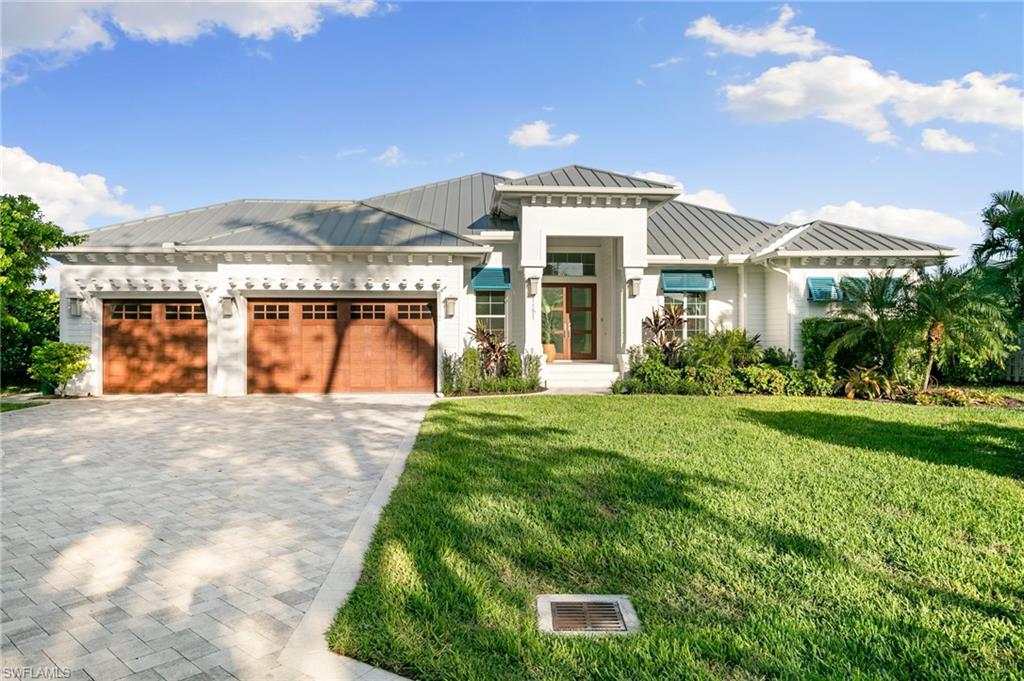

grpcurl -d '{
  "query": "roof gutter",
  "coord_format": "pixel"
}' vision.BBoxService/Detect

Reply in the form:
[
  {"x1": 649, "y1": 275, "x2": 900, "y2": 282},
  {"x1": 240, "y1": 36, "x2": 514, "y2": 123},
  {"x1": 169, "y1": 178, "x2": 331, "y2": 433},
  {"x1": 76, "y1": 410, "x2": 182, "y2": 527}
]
[
  {"x1": 750, "y1": 248, "x2": 959, "y2": 263},
  {"x1": 491, "y1": 184, "x2": 681, "y2": 213},
  {"x1": 51, "y1": 243, "x2": 492, "y2": 256}
]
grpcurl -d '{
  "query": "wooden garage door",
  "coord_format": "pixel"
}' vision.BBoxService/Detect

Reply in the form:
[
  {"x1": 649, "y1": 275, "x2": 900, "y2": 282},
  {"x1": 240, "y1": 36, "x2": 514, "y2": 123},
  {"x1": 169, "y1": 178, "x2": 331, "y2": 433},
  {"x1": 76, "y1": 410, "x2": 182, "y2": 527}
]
[
  {"x1": 103, "y1": 301, "x2": 208, "y2": 394},
  {"x1": 247, "y1": 300, "x2": 435, "y2": 393}
]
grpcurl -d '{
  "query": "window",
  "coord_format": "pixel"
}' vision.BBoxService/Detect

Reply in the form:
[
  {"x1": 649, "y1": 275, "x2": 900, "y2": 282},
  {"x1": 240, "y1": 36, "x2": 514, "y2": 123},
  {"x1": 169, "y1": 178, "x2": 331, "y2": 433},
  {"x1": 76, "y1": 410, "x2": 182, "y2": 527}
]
[
  {"x1": 165, "y1": 303, "x2": 206, "y2": 320},
  {"x1": 350, "y1": 303, "x2": 385, "y2": 320},
  {"x1": 253, "y1": 303, "x2": 289, "y2": 320},
  {"x1": 475, "y1": 291, "x2": 505, "y2": 337},
  {"x1": 664, "y1": 292, "x2": 707, "y2": 341},
  {"x1": 397, "y1": 303, "x2": 432, "y2": 320},
  {"x1": 301, "y1": 303, "x2": 338, "y2": 319},
  {"x1": 544, "y1": 252, "x2": 595, "y2": 277},
  {"x1": 110, "y1": 303, "x2": 153, "y2": 320}
]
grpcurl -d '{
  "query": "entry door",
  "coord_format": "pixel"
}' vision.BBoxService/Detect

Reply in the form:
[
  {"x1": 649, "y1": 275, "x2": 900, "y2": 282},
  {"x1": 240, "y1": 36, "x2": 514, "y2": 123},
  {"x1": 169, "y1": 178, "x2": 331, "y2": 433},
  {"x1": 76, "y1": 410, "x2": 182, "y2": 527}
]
[{"x1": 542, "y1": 284, "x2": 596, "y2": 360}]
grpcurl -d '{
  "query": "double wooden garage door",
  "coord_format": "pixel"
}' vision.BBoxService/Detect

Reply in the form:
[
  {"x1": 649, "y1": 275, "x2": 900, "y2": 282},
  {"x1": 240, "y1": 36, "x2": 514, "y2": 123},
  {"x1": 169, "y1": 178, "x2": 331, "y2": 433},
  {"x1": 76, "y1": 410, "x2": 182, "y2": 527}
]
[
  {"x1": 101, "y1": 299, "x2": 436, "y2": 394},
  {"x1": 247, "y1": 299, "x2": 436, "y2": 393}
]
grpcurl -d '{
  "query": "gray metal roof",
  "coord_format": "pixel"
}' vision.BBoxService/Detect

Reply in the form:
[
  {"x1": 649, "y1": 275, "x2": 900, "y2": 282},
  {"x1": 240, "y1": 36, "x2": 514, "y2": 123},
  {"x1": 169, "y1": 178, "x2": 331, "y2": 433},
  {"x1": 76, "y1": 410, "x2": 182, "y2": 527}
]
[
  {"x1": 69, "y1": 167, "x2": 953, "y2": 258},
  {"x1": 79, "y1": 199, "x2": 347, "y2": 247},
  {"x1": 782, "y1": 221, "x2": 952, "y2": 253},
  {"x1": 363, "y1": 172, "x2": 517, "y2": 234},
  {"x1": 505, "y1": 165, "x2": 677, "y2": 189},
  {"x1": 647, "y1": 200, "x2": 781, "y2": 259},
  {"x1": 184, "y1": 202, "x2": 481, "y2": 249}
]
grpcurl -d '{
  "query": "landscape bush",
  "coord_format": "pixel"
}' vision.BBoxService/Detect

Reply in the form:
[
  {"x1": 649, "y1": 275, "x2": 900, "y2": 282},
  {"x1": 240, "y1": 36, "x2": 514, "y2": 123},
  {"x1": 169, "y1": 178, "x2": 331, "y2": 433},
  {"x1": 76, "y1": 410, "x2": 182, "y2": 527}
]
[
  {"x1": 736, "y1": 364, "x2": 787, "y2": 395},
  {"x1": 761, "y1": 345, "x2": 796, "y2": 368},
  {"x1": 28, "y1": 341, "x2": 89, "y2": 395},
  {"x1": 442, "y1": 340, "x2": 542, "y2": 396},
  {"x1": 779, "y1": 367, "x2": 832, "y2": 397}
]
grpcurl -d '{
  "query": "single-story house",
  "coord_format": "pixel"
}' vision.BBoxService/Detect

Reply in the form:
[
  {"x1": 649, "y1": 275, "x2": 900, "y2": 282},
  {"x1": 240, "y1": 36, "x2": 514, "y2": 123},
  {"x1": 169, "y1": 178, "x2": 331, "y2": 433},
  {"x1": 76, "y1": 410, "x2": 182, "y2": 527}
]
[{"x1": 53, "y1": 165, "x2": 956, "y2": 394}]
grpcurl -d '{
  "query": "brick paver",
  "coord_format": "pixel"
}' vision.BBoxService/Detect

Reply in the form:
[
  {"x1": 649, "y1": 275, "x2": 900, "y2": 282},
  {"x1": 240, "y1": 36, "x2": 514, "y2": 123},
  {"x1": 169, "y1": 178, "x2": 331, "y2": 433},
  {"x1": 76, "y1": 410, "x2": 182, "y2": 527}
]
[{"x1": 2, "y1": 395, "x2": 432, "y2": 680}]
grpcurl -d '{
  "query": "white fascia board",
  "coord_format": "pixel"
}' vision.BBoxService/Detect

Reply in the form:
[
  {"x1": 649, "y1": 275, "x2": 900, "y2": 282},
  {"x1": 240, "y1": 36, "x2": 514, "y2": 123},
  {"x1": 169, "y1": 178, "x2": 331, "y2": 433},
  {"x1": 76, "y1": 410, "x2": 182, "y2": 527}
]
[
  {"x1": 463, "y1": 231, "x2": 517, "y2": 242},
  {"x1": 494, "y1": 184, "x2": 680, "y2": 198},
  {"x1": 54, "y1": 244, "x2": 491, "y2": 254},
  {"x1": 753, "y1": 248, "x2": 958, "y2": 263},
  {"x1": 646, "y1": 255, "x2": 723, "y2": 265}
]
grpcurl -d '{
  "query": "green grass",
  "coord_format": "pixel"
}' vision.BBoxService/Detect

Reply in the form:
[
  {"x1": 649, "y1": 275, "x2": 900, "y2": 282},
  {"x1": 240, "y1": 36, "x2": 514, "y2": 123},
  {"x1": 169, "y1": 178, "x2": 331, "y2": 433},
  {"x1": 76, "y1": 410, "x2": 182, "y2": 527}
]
[
  {"x1": 0, "y1": 401, "x2": 44, "y2": 412},
  {"x1": 328, "y1": 396, "x2": 1024, "y2": 681}
]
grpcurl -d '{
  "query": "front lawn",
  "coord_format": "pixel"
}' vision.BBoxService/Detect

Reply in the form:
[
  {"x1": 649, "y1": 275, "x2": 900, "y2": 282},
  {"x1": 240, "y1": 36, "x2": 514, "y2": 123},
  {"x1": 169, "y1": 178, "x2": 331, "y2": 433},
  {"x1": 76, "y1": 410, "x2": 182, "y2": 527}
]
[
  {"x1": 328, "y1": 396, "x2": 1024, "y2": 680},
  {"x1": 0, "y1": 401, "x2": 44, "y2": 412}
]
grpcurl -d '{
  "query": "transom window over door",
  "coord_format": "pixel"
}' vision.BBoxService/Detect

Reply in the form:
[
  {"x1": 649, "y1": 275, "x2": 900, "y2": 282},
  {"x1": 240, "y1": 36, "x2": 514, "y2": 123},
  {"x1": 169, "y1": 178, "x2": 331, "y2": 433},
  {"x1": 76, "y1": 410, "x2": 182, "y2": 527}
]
[
  {"x1": 475, "y1": 291, "x2": 505, "y2": 337},
  {"x1": 544, "y1": 252, "x2": 595, "y2": 277},
  {"x1": 665, "y1": 292, "x2": 708, "y2": 341}
]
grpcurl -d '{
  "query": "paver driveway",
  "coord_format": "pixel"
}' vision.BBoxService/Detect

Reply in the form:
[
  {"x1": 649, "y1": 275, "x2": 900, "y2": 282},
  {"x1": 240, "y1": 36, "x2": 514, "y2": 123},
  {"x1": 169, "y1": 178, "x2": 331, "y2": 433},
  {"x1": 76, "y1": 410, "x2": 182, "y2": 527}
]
[{"x1": 2, "y1": 394, "x2": 433, "y2": 681}]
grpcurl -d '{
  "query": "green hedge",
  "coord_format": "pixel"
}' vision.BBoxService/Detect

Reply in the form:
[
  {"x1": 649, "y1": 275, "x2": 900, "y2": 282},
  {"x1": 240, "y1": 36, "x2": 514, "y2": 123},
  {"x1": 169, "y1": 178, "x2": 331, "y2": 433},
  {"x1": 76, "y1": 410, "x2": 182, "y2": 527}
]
[
  {"x1": 614, "y1": 357, "x2": 832, "y2": 398},
  {"x1": 442, "y1": 345, "x2": 543, "y2": 396}
]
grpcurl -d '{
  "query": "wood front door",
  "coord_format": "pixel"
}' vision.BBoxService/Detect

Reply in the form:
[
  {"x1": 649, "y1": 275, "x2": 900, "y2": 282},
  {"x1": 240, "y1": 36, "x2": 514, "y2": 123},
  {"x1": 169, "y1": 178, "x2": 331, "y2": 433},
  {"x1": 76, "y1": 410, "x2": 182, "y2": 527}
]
[{"x1": 542, "y1": 284, "x2": 597, "y2": 360}]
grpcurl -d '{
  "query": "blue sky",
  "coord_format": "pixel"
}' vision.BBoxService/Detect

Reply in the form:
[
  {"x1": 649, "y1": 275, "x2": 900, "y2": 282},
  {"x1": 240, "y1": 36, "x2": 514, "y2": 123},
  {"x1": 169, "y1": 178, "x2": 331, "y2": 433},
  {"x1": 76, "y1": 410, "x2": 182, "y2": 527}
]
[{"x1": 3, "y1": 1, "x2": 1022, "y2": 264}]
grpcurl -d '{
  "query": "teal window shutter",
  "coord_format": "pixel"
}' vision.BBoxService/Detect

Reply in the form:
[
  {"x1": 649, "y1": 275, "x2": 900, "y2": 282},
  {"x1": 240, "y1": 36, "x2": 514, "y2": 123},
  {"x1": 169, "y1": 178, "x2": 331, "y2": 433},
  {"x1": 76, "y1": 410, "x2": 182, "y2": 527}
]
[
  {"x1": 807, "y1": 277, "x2": 840, "y2": 302},
  {"x1": 661, "y1": 270, "x2": 716, "y2": 292},
  {"x1": 470, "y1": 267, "x2": 511, "y2": 291}
]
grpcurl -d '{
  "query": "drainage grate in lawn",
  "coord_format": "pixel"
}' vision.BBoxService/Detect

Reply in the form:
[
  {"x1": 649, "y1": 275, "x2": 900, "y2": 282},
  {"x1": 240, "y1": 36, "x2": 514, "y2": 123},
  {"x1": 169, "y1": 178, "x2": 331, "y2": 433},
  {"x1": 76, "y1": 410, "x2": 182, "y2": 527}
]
[{"x1": 536, "y1": 594, "x2": 640, "y2": 636}]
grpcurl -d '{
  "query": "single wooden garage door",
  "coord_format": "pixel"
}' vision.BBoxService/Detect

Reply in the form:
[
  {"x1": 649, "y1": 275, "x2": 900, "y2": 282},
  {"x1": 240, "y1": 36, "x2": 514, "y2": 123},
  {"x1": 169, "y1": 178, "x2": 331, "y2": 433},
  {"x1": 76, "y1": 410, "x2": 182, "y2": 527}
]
[
  {"x1": 103, "y1": 301, "x2": 208, "y2": 393},
  {"x1": 247, "y1": 300, "x2": 435, "y2": 393}
]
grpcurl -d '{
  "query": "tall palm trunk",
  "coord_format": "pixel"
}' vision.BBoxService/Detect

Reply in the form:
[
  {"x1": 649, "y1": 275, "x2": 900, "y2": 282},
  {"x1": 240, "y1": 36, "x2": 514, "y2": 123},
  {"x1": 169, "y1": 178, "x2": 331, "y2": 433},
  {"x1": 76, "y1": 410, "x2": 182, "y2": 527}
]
[{"x1": 922, "y1": 321, "x2": 945, "y2": 390}]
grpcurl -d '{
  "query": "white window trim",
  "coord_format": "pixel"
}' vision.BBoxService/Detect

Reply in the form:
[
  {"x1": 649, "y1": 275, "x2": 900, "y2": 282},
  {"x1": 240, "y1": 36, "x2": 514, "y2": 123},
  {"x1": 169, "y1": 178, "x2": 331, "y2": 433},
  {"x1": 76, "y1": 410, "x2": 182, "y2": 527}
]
[
  {"x1": 664, "y1": 292, "x2": 708, "y2": 342},
  {"x1": 475, "y1": 290, "x2": 507, "y2": 336}
]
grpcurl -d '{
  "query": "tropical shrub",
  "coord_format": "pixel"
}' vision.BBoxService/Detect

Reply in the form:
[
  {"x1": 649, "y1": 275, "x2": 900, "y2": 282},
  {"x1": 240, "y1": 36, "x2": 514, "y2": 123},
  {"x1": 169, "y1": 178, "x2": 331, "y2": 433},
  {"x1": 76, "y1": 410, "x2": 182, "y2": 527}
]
[
  {"x1": 829, "y1": 270, "x2": 916, "y2": 381},
  {"x1": 468, "y1": 321, "x2": 508, "y2": 378},
  {"x1": 631, "y1": 359, "x2": 681, "y2": 394},
  {"x1": 779, "y1": 367, "x2": 832, "y2": 397},
  {"x1": 736, "y1": 364, "x2": 787, "y2": 395},
  {"x1": 523, "y1": 352, "x2": 543, "y2": 386},
  {"x1": 684, "y1": 365, "x2": 741, "y2": 396},
  {"x1": 761, "y1": 346, "x2": 795, "y2": 368},
  {"x1": 506, "y1": 345, "x2": 523, "y2": 380},
  {"x1": 905, "y1": 387, "x2": 1005, "y2": 407},
  {"x1": 973, "y1": 190, "x2": 1024, "y2": 322},
  {"x1": 29, "y1": 341, "x2": 89, "y2": 395},
  {"x1": 839, "y1": 367, "x2": 889, "y2": 401},
  {"x1": 460, "y1": 347, "x2": 481, "y2": 392},
  {"x1": 441, "y1": 351, "x2": 463, "y2": 395},
  {"x1": 677, "y1": 329, "x2": 763, "y2": 370}
]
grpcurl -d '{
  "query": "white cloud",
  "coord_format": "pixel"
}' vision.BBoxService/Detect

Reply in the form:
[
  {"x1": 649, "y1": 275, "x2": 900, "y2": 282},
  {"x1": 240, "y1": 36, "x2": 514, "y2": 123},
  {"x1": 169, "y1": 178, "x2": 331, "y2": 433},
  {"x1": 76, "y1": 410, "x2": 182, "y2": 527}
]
[
  {"x1": 635, "y1": 79, "x2": 647, "y2": 87},
  {"x1": 498, "y1": 170, "x2": 526, "y2": 179},
  {"x1": 651, "y1": 56, "x2": 685, "y2": 69},
  {"x1": 894, "y1": 72, "x2": 1023, "y2": 129},
  {"x1": 2, "y1": 1, "x2": 377, "y2": 82},
  {"x1": 686, "y1": 4, "x2": 830, "y2": 58},
  {"x1": 722, "y1": 55, "x2": 1024, "y2": 143},
  {"x1": 373, "y1": 145, "x2": 405, "y2": 165},
  {"x1": 336, "y1": 147, "x2": 367, "y2": 157},
  {"x1": 920, "y1": 128, "x2": 977, "y2": 153},
  {"x1": 1, "y1": 145, "x2": 160, "y2": 231},
  {"x1": 508, "y1": 120, "x2": 580, "y2": 148},
  {"x1": 632, "y1": 171, "x2": 735, "y2": 212},
  {"x1": 781, "y1": 201, "x2": 974, "y2": 243}
]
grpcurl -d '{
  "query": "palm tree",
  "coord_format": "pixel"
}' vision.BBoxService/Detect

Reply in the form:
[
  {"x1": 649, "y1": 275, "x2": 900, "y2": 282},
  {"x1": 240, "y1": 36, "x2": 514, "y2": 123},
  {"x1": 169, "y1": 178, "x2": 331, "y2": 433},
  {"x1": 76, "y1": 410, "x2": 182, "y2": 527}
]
[
  {"x1": 973, "y1": 190, "x2": 1024, "y2": 321},
  {"x1": 829, "y1": 269, "x2": 913, "y2": 378},
  {"x1": 910, "y1": 261, "x2": 1009, "y2": 389}
]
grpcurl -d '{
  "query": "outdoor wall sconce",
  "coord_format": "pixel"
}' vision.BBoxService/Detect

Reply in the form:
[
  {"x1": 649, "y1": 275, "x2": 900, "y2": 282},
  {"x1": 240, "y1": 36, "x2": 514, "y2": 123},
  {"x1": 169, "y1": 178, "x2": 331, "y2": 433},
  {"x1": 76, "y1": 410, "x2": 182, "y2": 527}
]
[
  {"x1": 627, "y1": 278, "x2": 642, "y2": 298},
  {"x1": 443, "y1": 297, "x2": 458, "y2": 318},
  {"x1": 68, "y1": 292, "x2": 84, "y2": 317},
  {"x1": 527, "y1": 276, "x2": 540, "y2": 297},
  {"x1": 220, "y1": 296, "x2": 234, "y2": 318}
]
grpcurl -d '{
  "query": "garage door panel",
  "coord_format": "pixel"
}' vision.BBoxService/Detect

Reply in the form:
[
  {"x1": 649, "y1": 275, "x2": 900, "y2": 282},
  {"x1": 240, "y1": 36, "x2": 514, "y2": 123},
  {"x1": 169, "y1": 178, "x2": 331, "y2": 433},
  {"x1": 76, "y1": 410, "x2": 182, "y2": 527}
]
[
  {"x1": 103, "y1": 301, "x2": 207, "y2": 394},
  {"x1": 248, "y1": 299, "x2": 435, "y2": 393}
]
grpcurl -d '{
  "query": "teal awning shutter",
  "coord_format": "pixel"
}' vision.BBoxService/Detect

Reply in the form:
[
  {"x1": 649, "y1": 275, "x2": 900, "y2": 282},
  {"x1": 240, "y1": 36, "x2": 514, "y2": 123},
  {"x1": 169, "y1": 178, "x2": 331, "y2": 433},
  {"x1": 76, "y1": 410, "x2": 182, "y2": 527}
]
[
  {"x1": 807, "y1": 277, "x2": 840, "y2": 302},
  {"x1": 661, "y1": 270, "x2": 716, "y2": 292},
  {"x1": 470, "y1": 267, "x2": 511, "y2": 291}
]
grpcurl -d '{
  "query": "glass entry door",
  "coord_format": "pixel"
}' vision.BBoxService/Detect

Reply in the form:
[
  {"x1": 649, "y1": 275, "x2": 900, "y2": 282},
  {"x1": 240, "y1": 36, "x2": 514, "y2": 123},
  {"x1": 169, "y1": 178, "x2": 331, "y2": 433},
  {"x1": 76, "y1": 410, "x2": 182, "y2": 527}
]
[{"x1": 542, "y1": 284, "x2": 596, "y2": 360}]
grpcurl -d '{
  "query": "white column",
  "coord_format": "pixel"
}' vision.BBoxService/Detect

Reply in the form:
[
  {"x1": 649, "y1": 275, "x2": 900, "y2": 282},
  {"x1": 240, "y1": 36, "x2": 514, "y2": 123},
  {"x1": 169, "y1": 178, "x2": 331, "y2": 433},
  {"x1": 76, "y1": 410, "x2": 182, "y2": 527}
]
[
  {"x1": 738, "y1": 264, "x2": 747, "y2": 330},
  {"x1": 620, "y1": 265, "x2": 645, "y2": 369}
]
